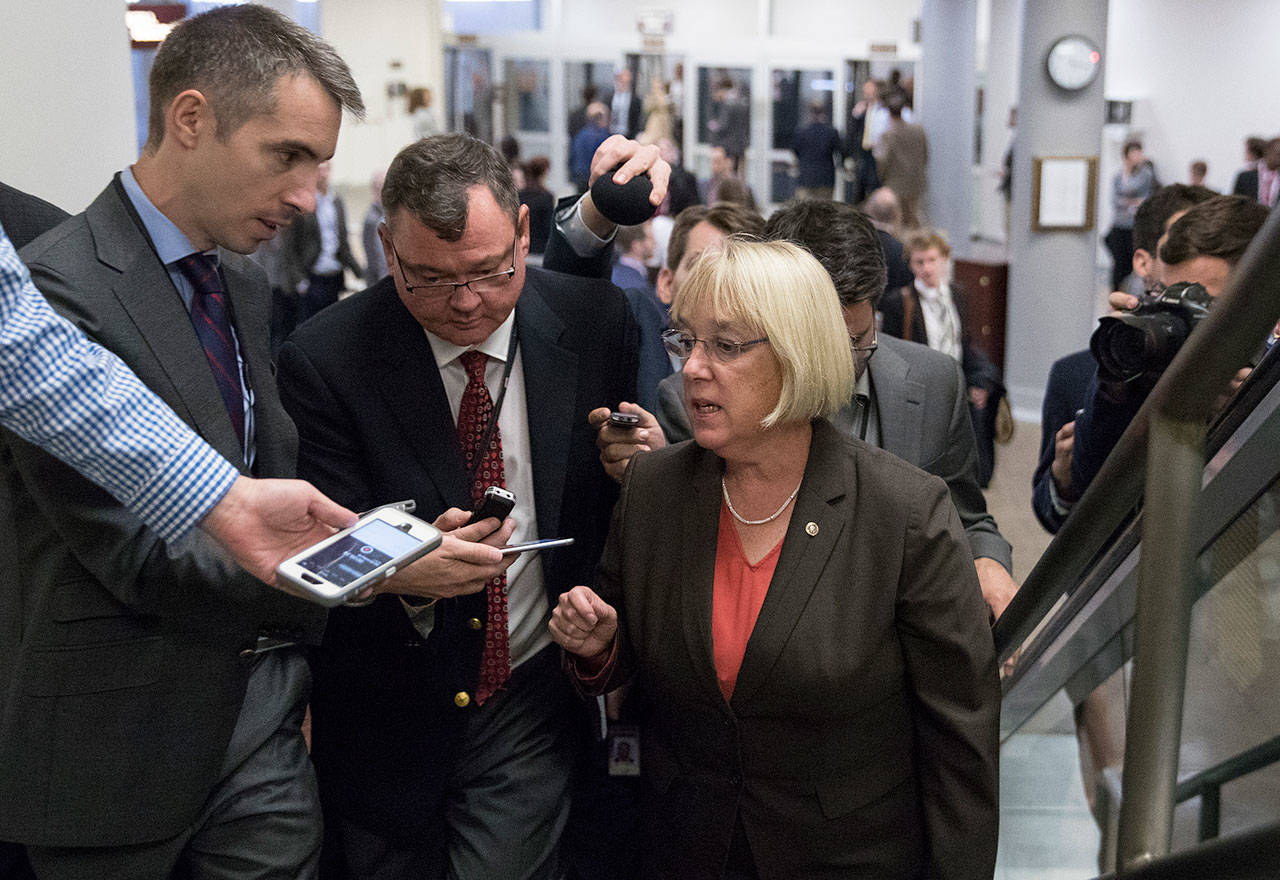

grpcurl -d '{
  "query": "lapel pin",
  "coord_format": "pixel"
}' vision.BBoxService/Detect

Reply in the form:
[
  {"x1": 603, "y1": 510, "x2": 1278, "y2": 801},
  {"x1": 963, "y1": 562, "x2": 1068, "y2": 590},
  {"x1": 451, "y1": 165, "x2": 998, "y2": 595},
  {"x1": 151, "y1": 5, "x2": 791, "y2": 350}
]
[{"x1": 805, "y1": 522, "x2": 819, "y2": 536}]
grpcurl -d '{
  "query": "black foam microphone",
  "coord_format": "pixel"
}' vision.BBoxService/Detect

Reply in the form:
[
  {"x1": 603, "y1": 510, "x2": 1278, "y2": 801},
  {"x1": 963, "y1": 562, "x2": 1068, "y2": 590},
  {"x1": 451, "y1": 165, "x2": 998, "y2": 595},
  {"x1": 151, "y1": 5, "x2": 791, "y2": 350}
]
[{"x1": 589, "y1": 166, "x2": 656, "y2": 226}]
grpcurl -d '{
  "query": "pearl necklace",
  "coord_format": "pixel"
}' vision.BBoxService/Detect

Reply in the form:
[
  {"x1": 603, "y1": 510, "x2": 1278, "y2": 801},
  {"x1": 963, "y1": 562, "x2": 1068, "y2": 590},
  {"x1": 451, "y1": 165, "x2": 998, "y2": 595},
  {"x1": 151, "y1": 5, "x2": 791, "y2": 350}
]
[{"x1": 721, "y1": 476, "x2": 802, "y2": 526}]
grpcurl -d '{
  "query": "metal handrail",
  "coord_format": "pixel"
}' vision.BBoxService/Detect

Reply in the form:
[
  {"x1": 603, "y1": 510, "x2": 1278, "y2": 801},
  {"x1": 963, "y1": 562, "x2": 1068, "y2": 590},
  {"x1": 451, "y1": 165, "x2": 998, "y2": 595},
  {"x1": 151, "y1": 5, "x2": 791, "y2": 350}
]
[
  {"x1": 993, "y1": 203, "x2": 1280, "y2": 875},
  {"x1": 993, "y1": 205, "x2": 1280, "y2": 663},
  {"x1": 1174, "y1": 734, "x2": 1280, "y2": 843},
  {"x1": 1090, "y1": 820, "x2": 1280, "y2": 880}
]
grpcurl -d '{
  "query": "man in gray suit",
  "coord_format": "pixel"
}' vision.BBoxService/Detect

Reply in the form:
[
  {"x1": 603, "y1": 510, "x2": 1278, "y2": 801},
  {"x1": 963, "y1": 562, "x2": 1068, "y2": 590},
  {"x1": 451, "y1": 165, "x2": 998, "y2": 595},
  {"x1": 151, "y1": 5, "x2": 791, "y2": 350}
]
[
  {"x1": 1, "y1": 8, "x2": 366, "y2": 878},
  {"x1": 635, "y1": 201, "x2": 1018, "y2": 619}
]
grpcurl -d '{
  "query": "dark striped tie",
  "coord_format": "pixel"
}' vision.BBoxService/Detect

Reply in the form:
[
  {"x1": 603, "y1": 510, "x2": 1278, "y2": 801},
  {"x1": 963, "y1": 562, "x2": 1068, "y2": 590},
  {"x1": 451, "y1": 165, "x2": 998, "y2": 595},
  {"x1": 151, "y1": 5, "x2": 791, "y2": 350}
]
[{"x1": 175, "y1": 253, "x2": 245, "y2": 448}]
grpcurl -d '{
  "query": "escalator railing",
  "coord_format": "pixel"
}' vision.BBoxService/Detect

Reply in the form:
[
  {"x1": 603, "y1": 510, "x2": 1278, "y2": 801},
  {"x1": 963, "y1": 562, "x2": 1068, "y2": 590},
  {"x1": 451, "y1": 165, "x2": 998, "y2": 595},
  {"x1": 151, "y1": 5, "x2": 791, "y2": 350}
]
[{"x1": 993, "y1": 204, "x2": 1280, "y2": 875}]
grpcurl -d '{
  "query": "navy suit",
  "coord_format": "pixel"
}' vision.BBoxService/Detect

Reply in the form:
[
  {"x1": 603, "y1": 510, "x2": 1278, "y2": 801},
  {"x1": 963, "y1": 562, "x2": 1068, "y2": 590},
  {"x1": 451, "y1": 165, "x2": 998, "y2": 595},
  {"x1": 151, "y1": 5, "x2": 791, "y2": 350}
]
[
  {"x1": 1032, "y1": 349, "x2": 1095, "y2": 533},
  {"x1": 275, "y1": 269, "x2": 637, "y2": 856},
  {"x1": 1232, "y1": 167, "x2": 1260, "y2": 200}
]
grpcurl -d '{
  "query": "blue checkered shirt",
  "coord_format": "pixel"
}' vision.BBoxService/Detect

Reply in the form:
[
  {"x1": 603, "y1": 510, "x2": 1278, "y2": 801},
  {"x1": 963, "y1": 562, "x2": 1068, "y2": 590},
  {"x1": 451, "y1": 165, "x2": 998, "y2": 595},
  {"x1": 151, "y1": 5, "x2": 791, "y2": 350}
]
[{"x1": 0, "y1": 222, "x2": 238, "y2": 540}]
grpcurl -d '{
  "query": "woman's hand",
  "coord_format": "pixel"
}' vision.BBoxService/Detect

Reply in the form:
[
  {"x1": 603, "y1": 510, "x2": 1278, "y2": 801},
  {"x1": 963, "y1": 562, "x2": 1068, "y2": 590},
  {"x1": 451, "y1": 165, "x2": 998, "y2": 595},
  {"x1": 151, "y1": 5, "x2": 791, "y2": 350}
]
[{"x1": 550, "y1": 586, "x2": 618, "y2": 664}]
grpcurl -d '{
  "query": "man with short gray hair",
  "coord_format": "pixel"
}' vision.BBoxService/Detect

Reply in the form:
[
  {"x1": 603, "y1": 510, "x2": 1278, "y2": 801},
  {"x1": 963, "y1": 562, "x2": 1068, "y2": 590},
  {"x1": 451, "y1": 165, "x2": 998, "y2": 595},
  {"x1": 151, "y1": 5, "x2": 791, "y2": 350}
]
[
  {"x1": 4, "y1": 5, "x2": 364, "y2": 877},
  {"x1": 277, "y1": 132, "x2": 639, "y2": 879}
]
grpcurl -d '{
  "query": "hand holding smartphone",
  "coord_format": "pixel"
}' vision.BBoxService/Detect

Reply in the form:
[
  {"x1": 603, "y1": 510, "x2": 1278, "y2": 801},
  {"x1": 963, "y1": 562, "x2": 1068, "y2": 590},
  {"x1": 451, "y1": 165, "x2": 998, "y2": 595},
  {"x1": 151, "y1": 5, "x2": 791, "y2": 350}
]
[
  {"x1": 275, "y1": 507, "x2": 442, "y2": 607},
  {"x1": 468, "y1": 486, "x2": 515, "y2": 525}
]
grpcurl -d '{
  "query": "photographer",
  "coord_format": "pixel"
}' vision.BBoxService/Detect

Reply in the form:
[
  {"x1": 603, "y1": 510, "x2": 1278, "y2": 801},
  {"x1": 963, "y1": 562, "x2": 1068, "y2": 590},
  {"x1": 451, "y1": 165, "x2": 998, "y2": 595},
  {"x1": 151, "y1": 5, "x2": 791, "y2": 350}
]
[
  {"x1": 1033, "y1": 184, "x2": 1214, "y2": 532},
  {"x1": 1071, "y1": 195, "x2": 1270, "y2": 493}
]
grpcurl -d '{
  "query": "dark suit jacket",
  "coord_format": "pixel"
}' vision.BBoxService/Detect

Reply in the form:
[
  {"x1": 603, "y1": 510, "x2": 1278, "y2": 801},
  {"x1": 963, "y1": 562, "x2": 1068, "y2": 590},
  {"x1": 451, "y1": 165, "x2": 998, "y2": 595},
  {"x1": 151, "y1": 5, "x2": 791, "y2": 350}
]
[
  {"x1": 879, "y1": 280, "x2": 1003, "y2": 394},
  {"x1": 584, "y1": 419, "x2": 999, "y2": 879},
  {"x1": 656, "y1": 334, "x2": 1012, "y2": 571},
  {"x1": 791, "y1": 121, "x2": 843, "y2": 188},
  {"x1": 0, "y1": 179, "x2": 322, "y2": 847},
  {"x1": 0, "y1": 181, "x2": 69, "y2": 250},
  {"x1": 1232, "y1": 168, "x2": 1259, "y2": 200},
  {"x1": 1032, "y1": 349, "x2": 1095, "y2": 533},
  {"x1": 275, "y1": 269, "x2": 638, "y2": 840},
  {"x1": 281, "y1": 194, "x2": 361, "y2": 291},
  {"x1": 541, "y1": 204, "x2": 671, "y2": 413}
]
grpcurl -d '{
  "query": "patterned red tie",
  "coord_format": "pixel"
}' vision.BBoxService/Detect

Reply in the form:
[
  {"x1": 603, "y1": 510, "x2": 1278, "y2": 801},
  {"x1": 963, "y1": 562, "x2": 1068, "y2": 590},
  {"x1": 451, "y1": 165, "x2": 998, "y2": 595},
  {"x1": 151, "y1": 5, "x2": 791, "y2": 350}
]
[
  {"x1": 175, "y1": 253, "x2": 245, "y2": 449},
  {"x1": 457, "y1": 350, "x2": 509, "y2": 704}
]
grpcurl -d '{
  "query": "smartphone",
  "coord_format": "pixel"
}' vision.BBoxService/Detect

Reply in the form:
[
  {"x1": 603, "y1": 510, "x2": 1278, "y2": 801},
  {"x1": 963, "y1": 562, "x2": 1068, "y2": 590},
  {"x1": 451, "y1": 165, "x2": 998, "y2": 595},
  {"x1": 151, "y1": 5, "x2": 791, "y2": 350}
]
[
  {"x1": 468, "y1": 486, "x2": 515, "y2": 525},
  {"x1": 608, "y1": 411, "x2": 642, "y2": 429},
  {"x1": 276, "y1": 507, "x2": 443, "y2": 607},
  {"x1": 499, "y1": 537, "x2": 575, "y2": 556}
]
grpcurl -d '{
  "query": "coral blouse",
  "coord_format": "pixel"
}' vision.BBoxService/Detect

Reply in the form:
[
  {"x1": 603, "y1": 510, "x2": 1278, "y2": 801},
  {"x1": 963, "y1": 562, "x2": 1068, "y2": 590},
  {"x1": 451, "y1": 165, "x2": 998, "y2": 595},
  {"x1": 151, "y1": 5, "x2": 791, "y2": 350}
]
[{"x1": 711, "y1": 502, "x2": 784, "y2": 703}]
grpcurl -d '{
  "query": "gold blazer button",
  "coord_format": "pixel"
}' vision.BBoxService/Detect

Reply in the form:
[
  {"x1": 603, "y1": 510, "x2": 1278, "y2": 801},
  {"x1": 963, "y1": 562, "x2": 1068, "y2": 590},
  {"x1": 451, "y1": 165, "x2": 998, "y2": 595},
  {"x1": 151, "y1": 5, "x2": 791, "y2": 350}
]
[
  {"x1": 467, "y1": 617, "x2": 483, "y2": 630},
  {"x1": 805, "y1": 522, "x2": 819, "y2": 536},
  {"x1": 454, "y1": 691, "x2": 472, "y2": 708}
]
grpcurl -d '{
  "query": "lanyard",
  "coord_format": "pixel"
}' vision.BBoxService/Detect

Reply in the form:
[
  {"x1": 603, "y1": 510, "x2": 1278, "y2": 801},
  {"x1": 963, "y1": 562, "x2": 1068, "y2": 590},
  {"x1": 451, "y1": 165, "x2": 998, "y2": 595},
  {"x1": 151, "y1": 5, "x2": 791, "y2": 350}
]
[{"x1": 467, "y1": 322, "x2": 519, "y2": 479}]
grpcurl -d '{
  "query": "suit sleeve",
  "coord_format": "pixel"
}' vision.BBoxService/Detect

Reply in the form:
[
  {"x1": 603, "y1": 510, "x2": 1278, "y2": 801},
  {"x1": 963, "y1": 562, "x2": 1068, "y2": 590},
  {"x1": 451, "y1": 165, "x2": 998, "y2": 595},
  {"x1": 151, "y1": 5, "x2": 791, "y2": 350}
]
[
  {"x1": 896, "y1": 475, "x2": 1001, "y2": 880},
  {"x1": 1031, "y1": 360, "x2": 1079, "y2": 534},
  {"x1": 275, "y1": 339, "x2": 379, "y2": 514},
  {"x1": 925, "y1": 357, "x2": 1012, "y2": 571},
  {"x1": 879, "y1": 287, "x2": 906, "y2": 339},
  {"x1": 1070, "y1": 368, "x2": 1148, "y2": 497},
  {"x1": 540, "y1": 196, "x2": 614, "y2": 280},
  {"x1": 655, "y1": 373, "x2": 692, "y2": 444}
]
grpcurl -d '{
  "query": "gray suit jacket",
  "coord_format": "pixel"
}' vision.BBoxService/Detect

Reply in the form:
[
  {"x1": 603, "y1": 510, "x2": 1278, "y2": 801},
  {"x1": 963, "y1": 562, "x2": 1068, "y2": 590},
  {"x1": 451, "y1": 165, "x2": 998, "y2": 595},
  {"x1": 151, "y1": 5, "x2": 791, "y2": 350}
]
[
  {"x1": 0, "y1": 179, "x2": 323, "y2": 847},
  {"x1": 585, "y1": 419, "x2": 1000, "y2": 878},
  {"x1": 657, "y1": 334, "x2": 1012, "y2": 570}
]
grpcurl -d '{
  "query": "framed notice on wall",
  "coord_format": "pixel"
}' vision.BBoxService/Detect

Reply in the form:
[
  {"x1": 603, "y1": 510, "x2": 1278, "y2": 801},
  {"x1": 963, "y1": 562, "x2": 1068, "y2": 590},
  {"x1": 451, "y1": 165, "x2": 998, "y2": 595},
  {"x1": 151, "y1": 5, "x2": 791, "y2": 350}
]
[{"x1": 1031, "y1": 155, "x2": 1098, "y2": 231}]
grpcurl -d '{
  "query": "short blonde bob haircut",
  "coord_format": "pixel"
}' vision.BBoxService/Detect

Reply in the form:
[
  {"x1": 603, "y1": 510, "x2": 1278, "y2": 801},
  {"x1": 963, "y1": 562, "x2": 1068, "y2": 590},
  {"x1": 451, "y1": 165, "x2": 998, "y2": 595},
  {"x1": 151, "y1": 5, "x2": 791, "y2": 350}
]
[{"x1": 670, "y1": 236, "x2": 854, "y2": 429}]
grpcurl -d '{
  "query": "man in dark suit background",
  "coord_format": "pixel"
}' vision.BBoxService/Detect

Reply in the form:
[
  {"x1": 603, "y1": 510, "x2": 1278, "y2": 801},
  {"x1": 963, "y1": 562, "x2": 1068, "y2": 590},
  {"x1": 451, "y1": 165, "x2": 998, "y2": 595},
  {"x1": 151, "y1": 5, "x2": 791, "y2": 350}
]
[
  {"x1": 1231, "y1": 136, "x2": 1280, "y2": 208},
  {"x1": 1, "y1": 7, "x2": 366, "y2": 879},
  {"x1": 791, "y1": 102, "x2": 843, "y2": 201},
  {"x1": 0, "y1": 182, "x2": 69, "y2": 250},
  {"x1": 276, "y1": 133, "x2": 638, "y2": 879},
  {"x1": 282, "y1": 159, "x2": 363, "y2": 326}
]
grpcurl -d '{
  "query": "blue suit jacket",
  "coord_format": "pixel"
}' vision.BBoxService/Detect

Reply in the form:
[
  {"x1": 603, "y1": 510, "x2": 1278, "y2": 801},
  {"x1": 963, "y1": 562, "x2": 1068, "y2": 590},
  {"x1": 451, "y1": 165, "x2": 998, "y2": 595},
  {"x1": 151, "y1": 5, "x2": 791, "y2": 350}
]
[{"x1": 1031, "y1": 349, "x2": 1095, "y2": 533}]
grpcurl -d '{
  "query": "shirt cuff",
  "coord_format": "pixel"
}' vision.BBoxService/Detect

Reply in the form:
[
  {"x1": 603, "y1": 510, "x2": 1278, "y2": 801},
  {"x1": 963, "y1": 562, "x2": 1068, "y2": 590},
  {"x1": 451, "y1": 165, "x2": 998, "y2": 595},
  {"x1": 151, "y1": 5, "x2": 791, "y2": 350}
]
[
  {"x1": 134, "y1": 436, "x2": 239, "y2": 542},
  {"x1": 1048, "y1": 474, "x2": 1075, "y2": 518},
  {"x1": 565, "y1": 636, "x2": 620, "y2": 696},
  {"x1": 555, "y1": 195, "x2": 616, "y2": 258}
]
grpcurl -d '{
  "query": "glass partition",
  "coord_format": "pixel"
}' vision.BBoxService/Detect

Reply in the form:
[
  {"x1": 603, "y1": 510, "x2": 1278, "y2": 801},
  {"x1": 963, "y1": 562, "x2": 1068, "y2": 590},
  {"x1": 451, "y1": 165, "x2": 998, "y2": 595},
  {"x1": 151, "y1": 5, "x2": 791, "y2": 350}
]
[{"x1": 503, "y1": 58, "x2": 550, "y2": 133}]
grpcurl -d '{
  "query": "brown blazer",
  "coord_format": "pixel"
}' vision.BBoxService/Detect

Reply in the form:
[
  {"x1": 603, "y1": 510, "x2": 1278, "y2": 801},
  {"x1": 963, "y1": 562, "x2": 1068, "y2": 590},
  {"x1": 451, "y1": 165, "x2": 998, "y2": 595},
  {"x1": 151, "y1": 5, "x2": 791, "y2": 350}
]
[{"x1": 588, "y1": 419, "x2": 1000, "y2": 879}]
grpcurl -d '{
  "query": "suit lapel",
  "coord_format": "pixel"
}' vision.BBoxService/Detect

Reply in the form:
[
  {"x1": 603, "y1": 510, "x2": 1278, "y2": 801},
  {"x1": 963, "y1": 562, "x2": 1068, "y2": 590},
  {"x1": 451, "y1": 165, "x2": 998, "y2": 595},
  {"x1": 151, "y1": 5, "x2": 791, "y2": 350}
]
[
  {"x1": 369, "y1": 284, "x2": 472, "y2": 509},
  {"x1": 680, "y1": 445, "x2": 727, "y2": 705},
  {"x1": 516, "y1": 273, "x2": 575, "y2": 539},
  {"x1": 89, "y1": 188, "x2": 245, "y2": 466},
  {"x1": 869, "y1": 339, "x2": 925, "y2": 467},
  {"x1": 730, "y1": 421, "x2": 849, "y2": 711}
]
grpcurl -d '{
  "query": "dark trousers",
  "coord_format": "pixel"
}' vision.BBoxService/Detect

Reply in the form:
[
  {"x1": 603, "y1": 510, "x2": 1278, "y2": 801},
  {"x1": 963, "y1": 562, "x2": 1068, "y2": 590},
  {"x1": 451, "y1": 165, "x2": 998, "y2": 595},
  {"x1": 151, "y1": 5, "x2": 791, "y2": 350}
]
[
  {"x1": 323, "y1": 645, "x2": 576, "y2": 880},
  {"x1": 298, "y1": 272, "x2": 344, "y2": 325},
  {"x1": 1105, "y1": 226, "x2": 1134, "y2": 292},
  {"x1": 269, "y1": 287, "x2": 299, "y2": 358},
  {"x1": 24, "y1": 651, "x2": 320, "y2": 880}
]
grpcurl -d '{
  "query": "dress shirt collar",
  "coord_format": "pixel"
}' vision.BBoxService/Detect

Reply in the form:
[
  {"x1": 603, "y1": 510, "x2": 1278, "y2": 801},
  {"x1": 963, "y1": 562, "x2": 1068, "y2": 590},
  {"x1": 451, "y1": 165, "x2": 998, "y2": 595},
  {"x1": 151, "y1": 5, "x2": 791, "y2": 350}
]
[
  {"x1": 423, "y1": 309, "x2": 516, "y2": 370},
  {"x1": 120, "y1": 166, "x2": 213, "y2": 264},
  {"x1": 914, "y1": 277, "x2": 946, "y2": 302},
  {"x1": 854, "y1": 365, "x2": 871, "y2": 398}
]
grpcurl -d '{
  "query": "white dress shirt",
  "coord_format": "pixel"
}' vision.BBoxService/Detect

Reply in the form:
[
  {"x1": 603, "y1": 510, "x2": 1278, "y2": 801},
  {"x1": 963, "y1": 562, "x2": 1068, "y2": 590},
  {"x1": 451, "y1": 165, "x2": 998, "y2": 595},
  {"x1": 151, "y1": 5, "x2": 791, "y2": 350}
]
[
  {"x1": 914, "y1": 279, "x2": 964, "y2": 364},
  {"x1": 408, "y1": 312, "x2": 551, "y2": 670}
]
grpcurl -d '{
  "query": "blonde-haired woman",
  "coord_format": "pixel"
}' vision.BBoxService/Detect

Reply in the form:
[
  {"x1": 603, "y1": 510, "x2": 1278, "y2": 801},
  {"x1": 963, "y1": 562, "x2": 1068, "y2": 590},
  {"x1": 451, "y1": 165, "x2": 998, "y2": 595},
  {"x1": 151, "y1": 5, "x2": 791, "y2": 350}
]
[{"x1": 551, "y1": 238, "x2": 999, "y2": 880}]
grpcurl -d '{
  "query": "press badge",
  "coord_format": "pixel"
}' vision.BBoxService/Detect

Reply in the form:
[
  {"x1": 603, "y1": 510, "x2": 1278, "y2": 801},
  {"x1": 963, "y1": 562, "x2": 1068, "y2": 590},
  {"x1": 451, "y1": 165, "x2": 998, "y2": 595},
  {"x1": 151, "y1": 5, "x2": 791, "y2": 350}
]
[{"x1": 607, "y1": 723, "x2": 641, "y2": 777}]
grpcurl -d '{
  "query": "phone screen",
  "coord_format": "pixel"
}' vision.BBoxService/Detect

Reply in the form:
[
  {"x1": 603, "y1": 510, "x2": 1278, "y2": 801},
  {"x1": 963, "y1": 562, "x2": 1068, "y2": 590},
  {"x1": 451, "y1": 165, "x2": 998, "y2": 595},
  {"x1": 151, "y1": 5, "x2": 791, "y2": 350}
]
[{"x1": 298, "y1": 519, "x2": 425, "y2": 587}]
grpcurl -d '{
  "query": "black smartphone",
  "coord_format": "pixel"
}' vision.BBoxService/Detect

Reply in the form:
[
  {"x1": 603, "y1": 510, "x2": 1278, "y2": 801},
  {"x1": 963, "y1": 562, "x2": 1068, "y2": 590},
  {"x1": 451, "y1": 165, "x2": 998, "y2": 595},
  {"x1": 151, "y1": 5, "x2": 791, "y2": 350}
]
[
  {"x1": 468, "y1": 486, "x2": 515, "y2": 524},
  {"x1": 608, "y1": 411, "x2": 642, "y2": 429}
]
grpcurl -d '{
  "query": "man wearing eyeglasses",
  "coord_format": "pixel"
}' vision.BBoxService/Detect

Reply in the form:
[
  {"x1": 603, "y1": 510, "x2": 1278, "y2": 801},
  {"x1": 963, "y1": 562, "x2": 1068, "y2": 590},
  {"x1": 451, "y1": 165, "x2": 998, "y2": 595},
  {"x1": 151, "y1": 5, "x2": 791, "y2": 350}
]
[{"x1": 275, "y1": 133, "x2": 645, "y2": 879}]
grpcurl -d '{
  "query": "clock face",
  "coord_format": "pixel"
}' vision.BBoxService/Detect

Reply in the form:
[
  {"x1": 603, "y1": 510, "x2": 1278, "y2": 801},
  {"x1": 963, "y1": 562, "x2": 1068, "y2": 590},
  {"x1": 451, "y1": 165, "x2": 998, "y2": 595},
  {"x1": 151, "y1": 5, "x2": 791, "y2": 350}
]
[{"x1": 1047, "y1": 36, "x2": 1101, "y2": 91}]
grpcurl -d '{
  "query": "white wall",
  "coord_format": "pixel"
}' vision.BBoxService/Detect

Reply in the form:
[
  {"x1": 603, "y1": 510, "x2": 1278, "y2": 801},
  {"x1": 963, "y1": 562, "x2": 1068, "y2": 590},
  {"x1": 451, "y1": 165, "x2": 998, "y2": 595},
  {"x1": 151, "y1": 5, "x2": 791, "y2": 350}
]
[
  {"x1": 321, "y1": 0, "x2": 444, "y2": 191},
  {"x1": 1104, "y1": 0, "x2": 1280, "y2": 195},
  {"x1": 0, "y1": 0, "x2": 136, "y2": 214}
]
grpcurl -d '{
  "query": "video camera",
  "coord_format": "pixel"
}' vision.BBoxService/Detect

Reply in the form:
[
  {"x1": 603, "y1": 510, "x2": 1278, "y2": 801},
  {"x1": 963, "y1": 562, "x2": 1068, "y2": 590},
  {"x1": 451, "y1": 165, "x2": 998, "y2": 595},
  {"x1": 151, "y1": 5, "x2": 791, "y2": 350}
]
[{"x1": 1090, "y1": 282, "x2": 1212, "y2": 382}]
